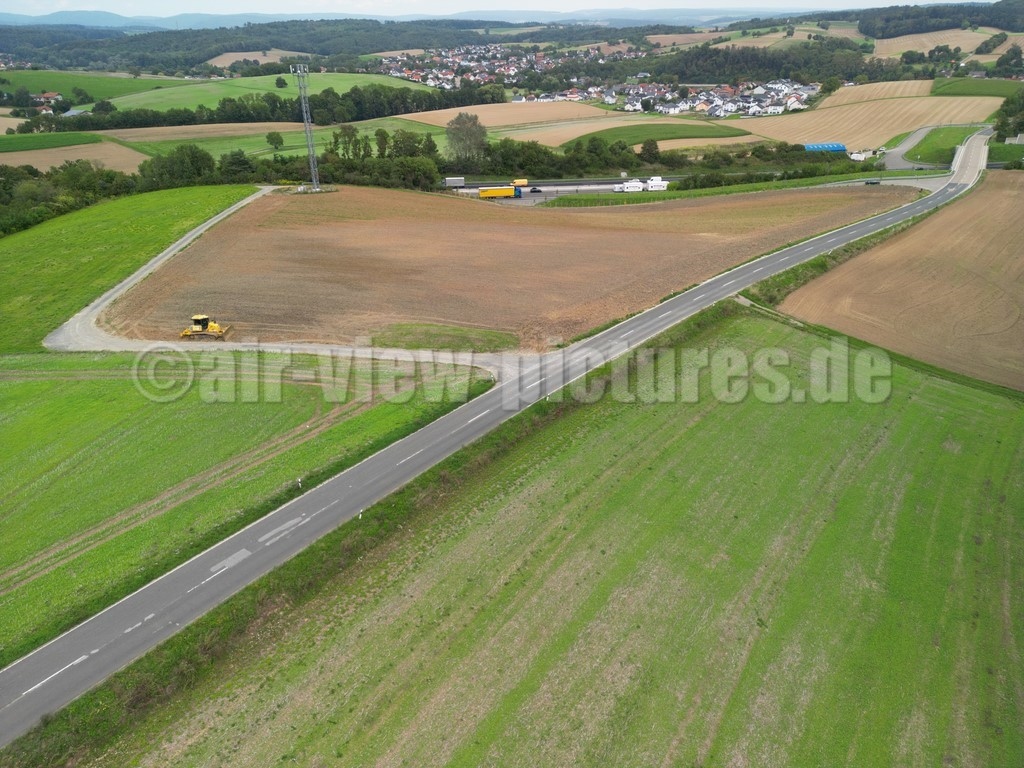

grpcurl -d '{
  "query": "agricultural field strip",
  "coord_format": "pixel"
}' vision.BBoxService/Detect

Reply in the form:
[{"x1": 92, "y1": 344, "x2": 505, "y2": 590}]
[{"x1": 0, "y1": 132, "x2": 990, "y2": 748}]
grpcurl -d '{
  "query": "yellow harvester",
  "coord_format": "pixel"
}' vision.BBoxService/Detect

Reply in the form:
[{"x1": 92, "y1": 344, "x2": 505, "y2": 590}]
[{"x1": 180, "y1": 314, "x2": 229, "y2": 340}]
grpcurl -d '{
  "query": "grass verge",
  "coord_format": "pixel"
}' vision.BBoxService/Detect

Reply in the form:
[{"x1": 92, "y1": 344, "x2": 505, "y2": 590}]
[{"x1": 371, "y1": 322, "x2": 519, "y2": 352}]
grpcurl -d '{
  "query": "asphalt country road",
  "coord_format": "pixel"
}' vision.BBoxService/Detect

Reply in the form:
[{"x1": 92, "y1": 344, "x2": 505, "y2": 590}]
[{"x1": 0, "y1": 130, "x2": 990, "y2": 751}]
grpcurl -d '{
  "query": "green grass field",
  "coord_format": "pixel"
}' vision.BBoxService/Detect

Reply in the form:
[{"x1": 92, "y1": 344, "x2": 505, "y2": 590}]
[
  {"x1": 0, "y1": 70, "x2": 191, "y2": 102},
  {"x1": 121, "y1": 116, "x2": 448, "y2": 160},
  {"x1": 38, "y1": 310, "x2": 1021, "y2": 767},
  {"x1": 0, "y1": 185, "x2": 257, "y2": 354},
  {"x1": 372, "y1": 322, "x2": 519, "y2": 352},
  {"x1": 0, "y1": 131, "x2": 102, "y2": 153},
  {"x1": 989, "y1": 142, "x2": 1024, "y2": 162},
  {"x1": 562, "y1": 120, "x2": 750, "y2": 149},
  {"x1": 107, "y1": 73, "x2": 429, "y2": 111},
  {"x1": 0, "y1": 350, "x2": 484, "y2": 669},
  {"x1": 906, "y1": 125, "x2": 981, "y2": 164},
  {"x1": 931, "y1": 77, "x2": 1024, "y2": 97}
]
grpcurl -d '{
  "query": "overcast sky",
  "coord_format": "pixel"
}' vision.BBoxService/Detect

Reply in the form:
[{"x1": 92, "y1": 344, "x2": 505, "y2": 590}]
[{"x1": 6, "y1": 1, "x2": 951, "y2": 18}]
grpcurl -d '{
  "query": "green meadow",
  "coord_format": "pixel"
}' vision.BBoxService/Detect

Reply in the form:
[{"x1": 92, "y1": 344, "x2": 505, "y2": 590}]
[
  {"x1": 107, "y1": 73, "x2": 430, "y2": 111},
  {"x1": 0, "y1": 132, "x2": 102, "y2": 153},
  {"x1": 931, "y1": 77, "x2": 1024, "y2": 97},
  {"x1": 0, "y1": 350, "x2": 483, "y2": 668},
  {"x1": 0, "y1": 185, "x2": 257, "y2": 354},
  {"x1": 0, "y1": 70, "x2": 190, "y2": 102},
  {"x1": 564, "y1": 120, "x2": 750, "y2": 149},
  {"x1": 30, "y1": 309, "x2": 1021, "y2": 768}
]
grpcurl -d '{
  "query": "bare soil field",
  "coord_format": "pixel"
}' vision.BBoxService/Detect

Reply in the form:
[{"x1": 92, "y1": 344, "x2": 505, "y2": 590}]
[
  {"x1": 96, "y1": 121, "x2": 305, "y2": 142},
  {"x1": 742, "y1": 95, "x2": 1002, "y2": 149},
  {"x1": 781, "y1": 171, "x2": 1024, "y2": 390},
  {"x1": 402, "y1": 101, "x2": 616, "y2": 129},
  {"x1": 205, "y1": 49, "x2": 312, "y2": 67},
  {"x1": 101, "y1": 184, "x2": 917, "y2": 349},
  {"x1": 819, "y1": 80, "x2": 934, "y2": 108},
  {"x1": 873, "y1": 28, "x2": 999, "y2": 58},
  {"x1": 0, "y1": 142, "x2": 149, "y2": 173}
]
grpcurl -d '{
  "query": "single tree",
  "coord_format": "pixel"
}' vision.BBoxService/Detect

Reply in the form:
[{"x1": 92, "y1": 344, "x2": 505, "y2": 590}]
[
  {"x1": 266, "y1": 131, "x2": 284, "y2": 151},
  {"x1": 275, "y1": 76, "x2": 288, "y2": 89},
  {"x1": 445, "y1": 112, "x2": 488, "y2": 165},
  {"x1": 639, "y1": 138, "x2": 661, "y2": 164}
]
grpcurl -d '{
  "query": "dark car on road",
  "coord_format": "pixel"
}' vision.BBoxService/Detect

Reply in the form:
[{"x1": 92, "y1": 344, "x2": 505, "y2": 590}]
[{"x1": 530, "y1": 186, "x2": 542, "y2": 193}]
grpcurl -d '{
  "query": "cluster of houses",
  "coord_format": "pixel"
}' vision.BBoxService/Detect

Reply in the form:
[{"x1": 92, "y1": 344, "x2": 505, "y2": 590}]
[
  {"x1": 378, "y1": 43, "x2": 822, "y2": 119},
  {"x1": 508, "y1": 78, "x2": 821, "y2": 118},
  {"x1": 641, "y1": 80, "x2": 821, "y2": 118},
  {"x1": 377, "y1": 42, "x2": 647, "y2": 90}
]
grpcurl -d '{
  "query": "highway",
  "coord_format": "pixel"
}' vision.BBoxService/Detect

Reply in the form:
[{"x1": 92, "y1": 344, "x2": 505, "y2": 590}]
[{"x1": 0, "y1": 129, "x2": 990, "y2": 750}]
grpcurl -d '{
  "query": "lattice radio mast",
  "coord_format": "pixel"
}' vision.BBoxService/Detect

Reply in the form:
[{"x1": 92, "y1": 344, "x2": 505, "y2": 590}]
[{"x1": 290, "y1": 63, "x2": 321, "y2": 192}]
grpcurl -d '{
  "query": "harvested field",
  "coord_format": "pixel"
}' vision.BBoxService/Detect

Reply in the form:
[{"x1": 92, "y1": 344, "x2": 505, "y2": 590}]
[
  {"x1": 205, "y1": 48, "x2": 311, "y2": 67},
  {"x1": 716, "y1": 32, "x2": 787, "y2": 48},
  {"x1": 500, "y1": 116, "x2": 696, "y2": 146},
  {"x1": 0, "y1": 142, "x2": 149, "y2": 173},
  {"x1": 992, "y1": 33, "x2": 1024, "y2": 54},
  {"x1": 368, "y1": 48, "x2": 425, "y2": 57},
  {"x1": 781, "y1": 171, "x2": 1024, "y2": 390},
  {"x1": 819, "y1": 79, "x2": 934, "y2": 108},
  {"x1": 742, "y1": 96, "x2": 1001, "y2": 149},
  {"x1": 0, "y1": 116, "x2": 23, "y2": 133},
  {"x1": 101, "y1": 184, "x2": 917, "y2": 349},
  {"x1": 96, "y1": 121, "x2": 304, "y2": 142},
  {"x1": 647, "y1": 135, "x2": 760, "y2": 152},
  {"x1": 873, "y1": 28, "x2": 998, "y2": 58},
  {"x1": 402, "y1": 101, "x2": 615, "y2": 129},
  {"x1": 645, "y1": 32, "x2": 721, "y2": 47}
]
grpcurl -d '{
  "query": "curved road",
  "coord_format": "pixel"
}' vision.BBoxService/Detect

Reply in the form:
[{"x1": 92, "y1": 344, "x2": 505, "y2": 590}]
[{"x1": 0, "y1": 129, "x2": 990, "y2": 750}]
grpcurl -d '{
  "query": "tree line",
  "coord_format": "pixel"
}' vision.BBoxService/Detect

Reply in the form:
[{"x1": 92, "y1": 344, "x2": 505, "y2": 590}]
[{"x1": 8, "y1": 82, "x2": 507, "y2": 134}]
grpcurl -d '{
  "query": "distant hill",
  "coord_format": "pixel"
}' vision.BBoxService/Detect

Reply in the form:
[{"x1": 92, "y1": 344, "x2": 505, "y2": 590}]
[{"x1": 0, "y1": 8, "x2": 795, "y2": 31}]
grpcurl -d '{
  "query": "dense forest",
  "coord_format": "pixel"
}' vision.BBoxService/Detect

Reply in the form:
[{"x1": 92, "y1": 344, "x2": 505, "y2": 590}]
[{"x1": 0, "y1": 18, "x2": 685, "y2": 74}]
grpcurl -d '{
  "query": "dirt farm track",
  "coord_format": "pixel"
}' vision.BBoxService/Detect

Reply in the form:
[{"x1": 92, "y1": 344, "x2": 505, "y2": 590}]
[
  {"x1": 101, "y1": 185, "x2": 916, "y2": 349},
  {"x1": 781, "y1": 172, "x2": 1024, "y2": 391}
]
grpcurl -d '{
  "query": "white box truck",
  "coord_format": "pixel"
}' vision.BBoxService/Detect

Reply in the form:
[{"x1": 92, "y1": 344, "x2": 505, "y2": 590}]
[
  {"x1": 444, "y1": 176, "x2": 466, "y2": 188},
  {"x1": 644, "y1": 176, "x2": 668, "y2": 191}
]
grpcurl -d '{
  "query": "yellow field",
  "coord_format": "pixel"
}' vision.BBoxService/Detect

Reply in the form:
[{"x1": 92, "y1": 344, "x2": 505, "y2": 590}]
[
  {"x1": 645, "y1": 33, "x2": 722, "y2": 48},
  {"x1": 0, "y1": 142, "x2": 149, "y2": 173},
  {"x1": 649, "y1": 135, "x2": 761, "y2": 152},
  {"x1": 499, "y1": 116, "x2": 693, "y2": 146},
  {"x1": 0, "y1": 115, "x2": 23, "y2": 133},
  {"x1": 717, "y1": 32, "x2": 787, "y2": 49},
  {"x1": 368, "y1": 49, "x2": 426, "y2": 57},
  {"x1": 204, "y1": 48, "x2": 312, "y2": 67},
  {"x1": 818, "y1": 79, "x2": 934, "y2": 108},
  {"x1": 873, "y1": 28, "x2": 1001, "y2": 58},
  {"x1": 742, "y1": 95, "x2": 1001, "y2": 149},
  {"x1": 403, "y1": 101, "x2": 617, "y2": 129}
]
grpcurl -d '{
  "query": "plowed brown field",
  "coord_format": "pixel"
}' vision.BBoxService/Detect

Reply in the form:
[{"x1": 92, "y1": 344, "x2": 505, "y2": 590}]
[
  {"x1": 403, "y1": 102, "x2": 615, "y2": 128},
  {"x1": 781, "y1": 171, "x2": 1024, "y2": 390},
  {"x1": 101, "y1": 184, "x2": 916, "y2": 349},
  {"x1": 205, "y1": 49, "x2": 311, "y2": 67}
]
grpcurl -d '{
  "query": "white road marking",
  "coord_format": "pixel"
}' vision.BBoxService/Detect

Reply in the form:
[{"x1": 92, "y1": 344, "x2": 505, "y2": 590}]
[
  {"x1": 124, "y1": 622, "x2": 141, "y2": 635},
  {"x1": 525, "y1": 380, "x2": 541, "y2": 390},
  {"x1": 144, "y1": 613, "x2": 155, "y2": 622},
  {"x1": 722, "y1": 279, "x2": 736, "y2": 287},
  {"x1": 397, "y1": 448, "x2": 424, "y2": 466},
  {"x1": 211, "y1": 548, "x2": 253, "y2": 571},
  {"x1": 22, "y1": 655, "x2": 89, "y2": 696},
  {"x1": 752, "y1": 266, "x2": 764, "y2": 273},
  {"x1": 659, "y1": 311, "x2": 672, "y2": 319},
  {"x1": 259, "y1": 519, "x2": 302, "y2": 545},
  {"x1": 451, "y1": 408, "x2": 491, "y2": 434}
]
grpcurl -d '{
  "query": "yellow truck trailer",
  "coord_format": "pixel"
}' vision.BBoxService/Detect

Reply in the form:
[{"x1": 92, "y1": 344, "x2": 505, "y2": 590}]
[{"x1": 479, "y1": 186, "x2": 522, "y2": 199}]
